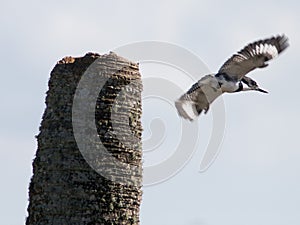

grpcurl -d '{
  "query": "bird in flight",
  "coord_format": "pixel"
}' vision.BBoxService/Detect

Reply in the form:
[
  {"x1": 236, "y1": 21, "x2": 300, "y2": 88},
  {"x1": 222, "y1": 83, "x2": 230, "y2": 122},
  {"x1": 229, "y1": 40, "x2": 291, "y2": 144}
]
[{"x1": 175, "y1": 34, "x2": 289, "y2": 121}]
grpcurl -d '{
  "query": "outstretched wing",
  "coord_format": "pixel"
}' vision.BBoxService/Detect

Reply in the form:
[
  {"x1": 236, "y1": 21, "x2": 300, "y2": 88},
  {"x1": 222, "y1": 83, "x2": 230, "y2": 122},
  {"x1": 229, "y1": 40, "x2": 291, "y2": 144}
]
[
  {"x1": 218, "y1": 34, "x2": 289, "y2": 80},
  {"x1": 175, "y1": 75, "x2": 222, "y2": 121}
]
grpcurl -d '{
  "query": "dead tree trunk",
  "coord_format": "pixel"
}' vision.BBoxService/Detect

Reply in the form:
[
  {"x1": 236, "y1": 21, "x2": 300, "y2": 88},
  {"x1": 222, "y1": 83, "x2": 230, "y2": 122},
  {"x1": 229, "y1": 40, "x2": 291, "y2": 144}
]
[{"x1": 26, "y1": 52, "x2": 143, "y2": 225}]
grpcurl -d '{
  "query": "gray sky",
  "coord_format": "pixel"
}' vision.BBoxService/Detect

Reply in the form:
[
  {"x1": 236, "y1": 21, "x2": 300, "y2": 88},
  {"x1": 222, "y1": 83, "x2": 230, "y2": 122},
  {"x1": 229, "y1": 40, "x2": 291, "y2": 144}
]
[{"x1": 1, "y1": 1, "x2": 300, "y2": 225}]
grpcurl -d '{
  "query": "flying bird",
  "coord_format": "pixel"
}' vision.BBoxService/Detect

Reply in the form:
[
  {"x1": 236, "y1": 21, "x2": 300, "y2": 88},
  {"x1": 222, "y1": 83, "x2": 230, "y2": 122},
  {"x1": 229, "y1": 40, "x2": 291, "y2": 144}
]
[{"x1": 175, "y1": 34, "x2": 289, "y2": 121}]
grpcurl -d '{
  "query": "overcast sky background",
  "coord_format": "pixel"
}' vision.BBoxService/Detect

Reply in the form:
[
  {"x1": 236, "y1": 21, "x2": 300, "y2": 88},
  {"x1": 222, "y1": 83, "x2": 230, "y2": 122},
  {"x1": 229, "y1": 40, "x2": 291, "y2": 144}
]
[{"x1": 1, "y1": 1, "x2": 300, "y2": 225}]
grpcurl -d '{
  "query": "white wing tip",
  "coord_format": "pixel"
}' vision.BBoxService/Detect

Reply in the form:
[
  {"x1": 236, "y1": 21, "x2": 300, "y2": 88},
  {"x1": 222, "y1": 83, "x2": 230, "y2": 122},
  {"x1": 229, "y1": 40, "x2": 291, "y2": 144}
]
[{"x1": 175, "y1": 100, "x2": 198, "y2": 121}]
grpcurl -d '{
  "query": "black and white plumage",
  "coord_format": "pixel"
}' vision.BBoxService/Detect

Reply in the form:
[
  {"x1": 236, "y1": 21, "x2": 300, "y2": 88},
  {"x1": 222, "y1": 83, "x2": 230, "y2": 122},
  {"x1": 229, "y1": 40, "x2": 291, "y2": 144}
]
[{"x1": 175, "y1": 34, "x2": 289, "y2": 121}]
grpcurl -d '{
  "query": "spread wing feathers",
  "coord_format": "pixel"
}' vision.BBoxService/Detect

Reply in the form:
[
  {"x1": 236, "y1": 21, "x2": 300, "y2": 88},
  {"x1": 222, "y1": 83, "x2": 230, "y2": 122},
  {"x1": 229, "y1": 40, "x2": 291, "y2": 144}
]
[
  {"x1": 175, "y1": 75, "x2": 222, "y2": 121},
  {"x1": 218, "y1": 34, "x2": 289, "y2": 80}
]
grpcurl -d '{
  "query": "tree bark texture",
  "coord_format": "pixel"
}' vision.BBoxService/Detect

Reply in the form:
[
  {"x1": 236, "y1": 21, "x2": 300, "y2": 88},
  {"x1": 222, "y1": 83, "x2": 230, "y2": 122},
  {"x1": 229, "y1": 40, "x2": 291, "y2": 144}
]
[{"x1": 26, "y1": 52, "x2": 143, "y2": 225}]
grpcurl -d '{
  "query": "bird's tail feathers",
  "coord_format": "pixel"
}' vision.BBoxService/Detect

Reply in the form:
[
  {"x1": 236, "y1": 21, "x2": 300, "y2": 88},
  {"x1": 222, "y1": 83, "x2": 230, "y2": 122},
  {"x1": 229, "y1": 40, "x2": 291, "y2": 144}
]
[{"x1": 175, "y1": 100, "x2": 200, "y2": 121}]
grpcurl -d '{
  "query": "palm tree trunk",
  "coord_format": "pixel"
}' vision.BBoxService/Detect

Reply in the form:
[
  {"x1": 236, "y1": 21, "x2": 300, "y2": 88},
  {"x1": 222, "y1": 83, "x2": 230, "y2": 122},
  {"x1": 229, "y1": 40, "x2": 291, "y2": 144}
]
[{"x1": 26, "y1": 52, "x2": 143, "y2": 225}]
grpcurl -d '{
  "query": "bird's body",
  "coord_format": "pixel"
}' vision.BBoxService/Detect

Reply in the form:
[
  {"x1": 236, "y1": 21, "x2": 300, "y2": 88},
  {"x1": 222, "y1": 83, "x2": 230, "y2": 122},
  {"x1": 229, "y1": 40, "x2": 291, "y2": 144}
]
[
  {"x1": 215, "y1": 73, "x2": 242, "y2": 93},
  {"x1": 175, "y1": 34, "x2": 289, "y2": 121}
]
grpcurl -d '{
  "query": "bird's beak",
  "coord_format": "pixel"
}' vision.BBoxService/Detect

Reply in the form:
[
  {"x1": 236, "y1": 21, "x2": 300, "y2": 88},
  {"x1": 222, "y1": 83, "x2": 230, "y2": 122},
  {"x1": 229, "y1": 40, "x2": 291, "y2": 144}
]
[{"x1": 257, "y1": 88, "x2": 268, "y2": 94}]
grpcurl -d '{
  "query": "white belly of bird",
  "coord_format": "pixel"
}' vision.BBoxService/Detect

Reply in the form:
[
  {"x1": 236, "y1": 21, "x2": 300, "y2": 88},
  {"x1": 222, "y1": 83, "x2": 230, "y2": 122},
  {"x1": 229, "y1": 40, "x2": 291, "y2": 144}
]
[{"x1": 221, "y1": 81, "x2": 239, "y2": 93}]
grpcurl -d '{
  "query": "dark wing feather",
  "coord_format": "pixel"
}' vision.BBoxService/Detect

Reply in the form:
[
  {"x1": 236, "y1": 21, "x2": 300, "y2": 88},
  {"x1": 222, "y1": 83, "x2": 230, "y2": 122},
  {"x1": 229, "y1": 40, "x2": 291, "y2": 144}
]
[
  {"x1": 175, "y1": 75, "x2": 222, "y2": 121},
  {"x1": 218, "y1": 34, "x2": 289, "y2": 80}
]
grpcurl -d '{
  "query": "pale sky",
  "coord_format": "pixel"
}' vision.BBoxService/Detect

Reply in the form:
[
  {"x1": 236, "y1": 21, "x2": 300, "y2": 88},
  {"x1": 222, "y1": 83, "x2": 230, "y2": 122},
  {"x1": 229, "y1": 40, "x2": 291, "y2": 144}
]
[{"x1": 1, "y1": 1, "x2": 300, "y2": 225}]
